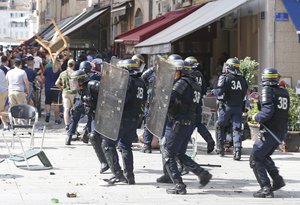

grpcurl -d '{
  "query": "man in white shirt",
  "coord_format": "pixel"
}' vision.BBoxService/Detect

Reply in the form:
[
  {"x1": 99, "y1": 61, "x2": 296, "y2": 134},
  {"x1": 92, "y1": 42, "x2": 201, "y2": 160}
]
[
  {"x1": 6, "y1": 59, "x2": 30, "y2": 106},
  {"x1": 0, "y1": 68, "x2": 8, "y2": 130}
]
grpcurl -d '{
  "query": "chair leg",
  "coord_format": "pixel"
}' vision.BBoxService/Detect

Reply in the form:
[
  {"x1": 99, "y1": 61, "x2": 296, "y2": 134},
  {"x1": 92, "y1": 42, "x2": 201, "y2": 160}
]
[{"x1": 37, "y1": 151, "x2": 52, "y2": 167}]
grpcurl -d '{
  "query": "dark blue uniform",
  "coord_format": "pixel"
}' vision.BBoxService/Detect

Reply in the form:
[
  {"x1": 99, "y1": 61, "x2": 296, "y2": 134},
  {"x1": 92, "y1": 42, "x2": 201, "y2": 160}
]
[
  {"x1": 163, "y1": 75, "x2": 212, "y2": 192},
  {"x1": 140, "y1": 67, "x2": 155, "y2": 151},
  {"x1": 250, "y1": 85, "x2": 289, "y2": 192},
  {"x1": 102, "y1": 74, "x2": 146, "y2": 183},
  {"x1": 67, "y1": 73, "x2": 100, "y2": 141},
  {"x1": 213, "y1": 72, "x2": 248, "y2": 156},
  {"x1": 191, "y1": 70, "x2": 215, "y2": 153}
]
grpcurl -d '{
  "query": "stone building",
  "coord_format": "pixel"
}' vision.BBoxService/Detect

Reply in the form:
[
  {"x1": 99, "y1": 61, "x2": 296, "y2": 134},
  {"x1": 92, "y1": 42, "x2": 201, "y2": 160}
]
[{"x1": 31, "y1": 0, "x2": 300, "y2": 87}]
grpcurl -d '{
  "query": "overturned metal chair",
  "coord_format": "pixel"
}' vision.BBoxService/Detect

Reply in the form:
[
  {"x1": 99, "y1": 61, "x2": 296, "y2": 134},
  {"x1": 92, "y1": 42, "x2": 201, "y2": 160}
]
[{"x1": 2, "y1": 104, "x2": 52, "y2": 170}]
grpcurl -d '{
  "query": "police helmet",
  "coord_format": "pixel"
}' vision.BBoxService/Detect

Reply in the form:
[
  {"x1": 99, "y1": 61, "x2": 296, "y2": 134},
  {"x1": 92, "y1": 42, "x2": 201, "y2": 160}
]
[
  {"x1": 132, "y1": 54, "x2": 145, "y2": 64},
  {"x1": 261, "y1": 68, "x2": 280, "y2": 86},
  {"x1": 118, "y1": 59, "x2": 139, "y2": 73},
  {"x1": 70, "y1": 70, "x2": 89, "y2": 90},
  {"x1": 223, "y1": 58, "x2": 240, "y2": 74},
  {"x1": 184, "y1": 56, "x2": 199, "y2": 69},
  {"x1": 79, "y1": 61, "x2": 93, "y2": 73},
  {"x1": 173, "y1": 59, "x2": 192, "y2": 75},
  {"x1": 167, "y1": 54, "x2": 182, "y2": 62}
]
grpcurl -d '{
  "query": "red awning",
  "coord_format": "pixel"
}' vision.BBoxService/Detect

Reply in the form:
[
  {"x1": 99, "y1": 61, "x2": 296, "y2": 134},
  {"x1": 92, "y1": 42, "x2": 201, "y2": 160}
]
[{"x1": 115, "y1": 4, "x2": 203, "y2": 44}]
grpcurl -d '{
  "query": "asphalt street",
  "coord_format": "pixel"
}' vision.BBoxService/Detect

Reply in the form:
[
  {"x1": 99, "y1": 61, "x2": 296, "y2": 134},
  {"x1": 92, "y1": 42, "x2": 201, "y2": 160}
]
[{"x1": 1, "y1": 117, "x2": 300, "y2": 205}]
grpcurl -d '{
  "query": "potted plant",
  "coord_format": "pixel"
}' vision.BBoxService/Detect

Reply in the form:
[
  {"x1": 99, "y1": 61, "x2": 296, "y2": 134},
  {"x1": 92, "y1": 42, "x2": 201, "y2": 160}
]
[
  {"x1": 239, "y1": 57, "x2": 260, "y2": 140},
  {"x1": 240, "y1": 56, "x2": 259, "y2": 90},
  {"x1": 283, "y1": 87, "x2": 300, "y2": 152}
]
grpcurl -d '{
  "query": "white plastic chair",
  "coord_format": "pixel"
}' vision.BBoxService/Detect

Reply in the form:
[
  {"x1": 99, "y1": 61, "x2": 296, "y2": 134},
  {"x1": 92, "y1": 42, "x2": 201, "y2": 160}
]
[{"x1": 2, "y1": 104, "x2": 52, "y2": 170}]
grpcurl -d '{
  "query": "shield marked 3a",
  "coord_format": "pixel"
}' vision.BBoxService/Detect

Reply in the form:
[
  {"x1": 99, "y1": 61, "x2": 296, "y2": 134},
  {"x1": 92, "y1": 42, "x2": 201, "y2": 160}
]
[
  {"x1": 146, "y1": 58, "x2": 176, "y2": 138},
  {"x1": 95, "y1": 62, "x2": 129, "y2": 141}
]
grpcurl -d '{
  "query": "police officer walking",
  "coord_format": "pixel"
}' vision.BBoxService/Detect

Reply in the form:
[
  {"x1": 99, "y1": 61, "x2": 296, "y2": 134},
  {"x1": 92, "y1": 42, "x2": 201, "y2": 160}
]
[
  {"x1": 250, "y1": 68, "x2": 289, "y2": 198},
  {"x1": 185, "y1": 56, "x2": 215, "y2": 153},
  {"x1": 158, "y1": 59, "x2": 212, "y2": 195},
  {"x1": 140, "y1": 64, "x2": 155, "y2": 153},
  {"x1": 67, "y1": 61, "x2": 99, "y2": 145},
  {"x1": 101, "y1": 59, "x2": 147, "y2": 184},
  {"x1": 69, "y1": 69, "x2": 109, "y2": 174},
  {"x1": 212, "y1": 58, "x2": 248, "y2": 160}
]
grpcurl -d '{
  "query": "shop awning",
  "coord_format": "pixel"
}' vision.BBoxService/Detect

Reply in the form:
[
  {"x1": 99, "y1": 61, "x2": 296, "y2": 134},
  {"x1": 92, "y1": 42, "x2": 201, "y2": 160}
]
[
  {"x1": 62, "y1": 8, "x2": 108, "y2": 36},
  {"x1": 111, "y1": 1, "x2": 132, "y2": 16},
  {"x1": 43, "y1": 15, "x2": 77, "y2": 40},
  {"x1": 135, "y1": 0, "x2": 249, "y2": 54},
  {"x1": 20, "y1": 16, "x2": 76, "y2": 46},
  {"x1": 282, "y1": 0, "x2": 300, "y2": 42},
  {"x1": 115, "y1": 4, "x2": 202, "y2": 44}
]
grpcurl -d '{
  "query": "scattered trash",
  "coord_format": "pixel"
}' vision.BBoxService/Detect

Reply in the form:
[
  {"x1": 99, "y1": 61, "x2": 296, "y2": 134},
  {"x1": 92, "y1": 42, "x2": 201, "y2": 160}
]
[
  {"x1": 51, "y1": 198, "x2": 59, "y2": 203},
  {"x1": 234, "y1": 190, "x2": 243, "y2": 193},
  {"x1": 75, "y1": 183, "x2": 86, "y2": 186},
  {"x1": 66, "y1": 192, "x2": 77, "y2": 198},
  {"x1": 50, "y1": 172, "x2": 55, "y2": 175}
]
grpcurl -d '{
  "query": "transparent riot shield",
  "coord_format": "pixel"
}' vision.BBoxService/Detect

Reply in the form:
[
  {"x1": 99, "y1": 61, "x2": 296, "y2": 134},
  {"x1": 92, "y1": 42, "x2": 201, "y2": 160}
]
[
  {"x1": 145, "y1": 57, "x2": 176, "y2": 138},
  {"x1": 94, "y1": 62, "x2": 129, "y2": 141}
]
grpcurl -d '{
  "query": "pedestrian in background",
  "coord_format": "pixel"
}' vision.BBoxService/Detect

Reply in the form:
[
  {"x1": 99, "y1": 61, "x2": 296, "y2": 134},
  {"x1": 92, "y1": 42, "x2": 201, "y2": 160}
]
[
  {"x1": 55, "y1": 59, "x2": 76, "y2": 130},
  {"x1": 44, "y1": 62, "x2": 62, "y2": 124},
  {"x1": 6, "y1": 59, "x2": 29, "y2": 106},
  {"x1": 0, "y1": 68, "x2": 8, "y2": 130}
]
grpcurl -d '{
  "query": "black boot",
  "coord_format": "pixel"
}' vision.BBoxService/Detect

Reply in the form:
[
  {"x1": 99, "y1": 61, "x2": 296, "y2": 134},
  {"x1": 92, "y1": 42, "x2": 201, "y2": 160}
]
[
  {"x1": 100, "y1": 163, "x2": 109, "y2": 174},
  {"x1": 90, "y1": 133, "x2": 109, "y2": 173},
  {"x1": 140, "y1": 144, "x2": 152, "y2": 153},
  {"x1": 233, "y1": 147, "x2": 241, "y2": 161},
  {"x1": 272, "y1": 175, "x2": 285, "y2": 191},
  {"x1": 65, "y1": 135, "x2": 72, "y2": 145},
  {"x1": 207, "y1": 140, "x2": 215, "y2": 154},
  {"x1": 217, "y1": 143, "x2": 224, "y2": 157},
  {"x1": 166, "y1": 183, "x2": 187, "y2": 195},
  {"x1": 156, "y1": 174, "x2": 172, "y2": 183},
  {"x1": 82, "y1": 131, "x2": 89, "y2": 144},
  {"x1": 253, "y1": 186, "x2": 274, "y2": 198},
  {"x1": 125, "y1": 172, "x2": 135, "y2": 185},
  {"x1": 104, "y1": 171, "x2": 128, "y2": 185},
  {"x1": 198, "y1": 170, "x2": 212, "y2": 187}
]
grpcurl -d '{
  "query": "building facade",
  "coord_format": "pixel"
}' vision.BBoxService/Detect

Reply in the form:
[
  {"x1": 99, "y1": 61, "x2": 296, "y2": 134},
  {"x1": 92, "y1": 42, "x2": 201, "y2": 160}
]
[
  {"x1": 32, "y1": 0, "x2": 300, "y2": 87},
  {"x1": 0, "y1": 0, "x2": 35, "y2": 50}
]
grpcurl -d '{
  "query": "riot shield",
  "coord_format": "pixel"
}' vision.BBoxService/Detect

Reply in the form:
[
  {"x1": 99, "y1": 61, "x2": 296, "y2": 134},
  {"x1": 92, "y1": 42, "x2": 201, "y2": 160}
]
[
  {"x1": 94, "y1": 62, "x2": 129, "y2": 141},
  {"x1": 145, "y1": 57, "x2": 176, "y2": 138}
]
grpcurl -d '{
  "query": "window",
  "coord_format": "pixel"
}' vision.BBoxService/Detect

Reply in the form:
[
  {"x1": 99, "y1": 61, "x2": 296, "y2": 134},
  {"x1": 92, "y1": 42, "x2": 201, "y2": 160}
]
[
  {"x1": 135, "y1": 8, "x2": 143, "y2": 28},
  {"x1": 21, "y1": 13, "x2": 24, "y2": 17}
]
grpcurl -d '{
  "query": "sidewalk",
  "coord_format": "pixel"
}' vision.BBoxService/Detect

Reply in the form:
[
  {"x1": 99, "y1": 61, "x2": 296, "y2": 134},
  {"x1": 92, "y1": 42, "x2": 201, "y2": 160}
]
[{"x1": 1, "y1": 119, "x2": 300, "y2": 205}]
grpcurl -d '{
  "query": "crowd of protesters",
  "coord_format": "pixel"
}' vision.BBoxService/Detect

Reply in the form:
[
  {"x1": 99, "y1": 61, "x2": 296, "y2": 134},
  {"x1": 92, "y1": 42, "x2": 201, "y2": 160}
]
[{"x1": 0, "y1": 45, "x2": 112, "y2": 131}]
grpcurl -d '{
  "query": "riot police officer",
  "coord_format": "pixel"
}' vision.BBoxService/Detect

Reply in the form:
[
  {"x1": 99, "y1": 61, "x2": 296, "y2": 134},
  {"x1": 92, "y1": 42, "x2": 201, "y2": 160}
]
[
  {"x1": 67, "y1": 61, "x2": 100, "y2": 144},
  {"x1": 132, "y1": 54, "x2": 145, "y2": 71},
  {"x1": 139, "y1": 65, "x2": 155, "y2": 153},
  {"x1": 250, "y1": 68, "x2": 289, "y2": 198},
  {"x1": 159, "y1": 59, "x2": 212, "y2": 195},
  {"x1": 212, "y1": 58, "x2": 248, "y2": 160},
  {"x1": 185, "y1": 56, "x2": 215, "y2": 153},
  {"x1": 101, "y1": 59, "x2": 147, "y2": 184},
  {"x1": 69, "y1": 69, "x2": 109, "y2": 174}
]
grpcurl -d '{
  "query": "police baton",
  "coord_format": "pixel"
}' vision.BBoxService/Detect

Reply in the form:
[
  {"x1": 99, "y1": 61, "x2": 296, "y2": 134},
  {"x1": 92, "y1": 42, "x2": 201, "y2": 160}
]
[
  {"x1": 262, "y1": 124, "x2": 282, "y2": 144},
  {"x1": 199, "y1": 163, "x2": 222, "y2": 168}
]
